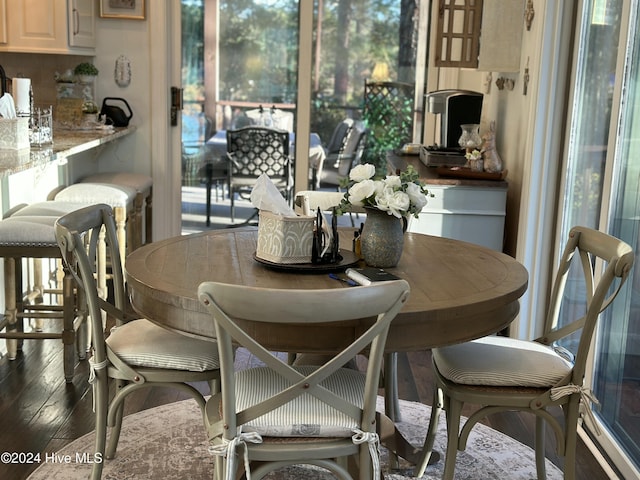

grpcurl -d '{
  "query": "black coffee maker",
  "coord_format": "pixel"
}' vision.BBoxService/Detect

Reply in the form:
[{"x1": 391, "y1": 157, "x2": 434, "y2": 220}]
[{"x1": 422, "y1": 89, "x2": 483, "y2": 166}]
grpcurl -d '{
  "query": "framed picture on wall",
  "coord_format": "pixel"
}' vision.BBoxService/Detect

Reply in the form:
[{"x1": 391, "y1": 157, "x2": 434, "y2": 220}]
[{"x1": 100, "y1": 0, "x2": 146, "y2": 20}]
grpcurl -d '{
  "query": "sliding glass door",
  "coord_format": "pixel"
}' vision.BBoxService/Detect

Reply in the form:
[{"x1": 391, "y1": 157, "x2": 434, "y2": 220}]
[
  {"x1": 180, "y1": 0, "x2": 429, "y2": 230},
  {"x1": 558, "y1": 0, "x2": 640, "y2": 476}
]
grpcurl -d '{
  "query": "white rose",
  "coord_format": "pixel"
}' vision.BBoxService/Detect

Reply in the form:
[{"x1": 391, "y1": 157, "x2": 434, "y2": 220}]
[
  {"x1": 406, "y1": 182, "x2": 428, "y2": 211},
  {"x1": 376, "y1": 189, "x2": 410, "y2": 218},
  {"x1": 373, "y1": 180, "x2": 386, "y2": 197},
  {"x1": 383, "y1": 175, "x2": 401, "y2": 189},
  {"x1": 349, "y1": 163, "x2": 376, "y2": 182},
  {"x1": 348, "y1": 179, "x2": 376, "y2": 206}
]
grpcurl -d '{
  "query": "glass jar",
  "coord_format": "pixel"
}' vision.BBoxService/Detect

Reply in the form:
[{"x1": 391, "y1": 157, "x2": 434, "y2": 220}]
[{"x1": 458, "y1": 124, "x2": 482, "y2": 150}]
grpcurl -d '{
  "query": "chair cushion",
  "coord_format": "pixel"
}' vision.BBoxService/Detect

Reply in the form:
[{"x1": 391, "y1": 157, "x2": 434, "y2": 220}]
[
  {"x1": 54, "y1": 183, "x2": 137, "y2": 208},
  {"x1": 80, "y1": 172, "x2": 153, "y2": 193},
  {"x1": 433, "y1": 336, "x2": 573, "y2": 388},
  {"x1": 235, "y1": 365, "x2": 366, "y2": 437},
  {"x1": 107, "y1": 319, "x2": 219, "y2": 372},
  {"x1": 0, "y1": 216, "x2": 57, "y2": 246}
]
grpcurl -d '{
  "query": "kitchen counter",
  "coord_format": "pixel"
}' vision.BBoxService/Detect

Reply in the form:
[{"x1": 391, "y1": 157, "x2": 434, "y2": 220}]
[
  {"x1": 387, "y1": 151, "x2": 508, "y2": 188},
  {"x1": 0, "y1": 126, "x2": 136, "y2": 178}
]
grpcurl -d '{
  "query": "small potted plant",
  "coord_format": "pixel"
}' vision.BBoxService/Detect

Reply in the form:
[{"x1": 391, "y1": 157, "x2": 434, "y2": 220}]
[{"x1": 74, "y1": 62, "x2": 99, "y2": 83}]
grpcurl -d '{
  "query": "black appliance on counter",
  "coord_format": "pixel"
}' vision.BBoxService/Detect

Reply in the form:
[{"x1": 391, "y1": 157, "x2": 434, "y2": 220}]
[{"x1": 421, "y1": 89, "x2": 483, "y2": 167}]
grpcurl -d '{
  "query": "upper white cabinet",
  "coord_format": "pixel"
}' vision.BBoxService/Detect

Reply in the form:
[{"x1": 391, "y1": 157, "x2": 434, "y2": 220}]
[
  {"x1": 68, "y1": 0, "x2": 95, "y2": 49},
  {"x1": 0, "y1": 0, "x2": 95, "y2": 54}
]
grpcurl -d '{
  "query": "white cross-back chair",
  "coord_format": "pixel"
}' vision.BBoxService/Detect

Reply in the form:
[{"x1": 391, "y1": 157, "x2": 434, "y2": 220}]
[
  {"x1": 55, "y1": 204, "x2": 221, "y2": 480},
  {"x1": 415, "y1": 226, "x2": 634, "y2": 479},
  {"x1": 198, "y1": 280, "x2": 410, "y2": 480}
]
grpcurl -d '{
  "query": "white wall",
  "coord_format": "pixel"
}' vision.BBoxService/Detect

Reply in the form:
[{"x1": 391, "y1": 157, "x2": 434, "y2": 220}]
[
  {"x1": 91, "y1": 16, "x2": 152, "y2": 180},
  {"x1": 428, "y1": 0, "x2": 573, "y2": 340}
]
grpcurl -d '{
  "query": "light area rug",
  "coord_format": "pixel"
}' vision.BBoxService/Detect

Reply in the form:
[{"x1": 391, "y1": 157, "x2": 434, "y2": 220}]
[{"x1": 29, "y1": 396, "x2": 563, "y2": 480}]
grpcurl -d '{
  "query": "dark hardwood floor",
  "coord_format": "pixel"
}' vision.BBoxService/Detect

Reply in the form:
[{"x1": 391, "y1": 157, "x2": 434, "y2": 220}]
[{"x1": 0, "y1": 334, "x2": 614, "y2": 479}]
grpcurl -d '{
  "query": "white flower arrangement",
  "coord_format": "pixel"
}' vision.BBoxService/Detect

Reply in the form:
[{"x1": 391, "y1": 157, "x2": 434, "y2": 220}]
[{"x1": 337, "y1": 163, "x2": 431, "y2": 218}]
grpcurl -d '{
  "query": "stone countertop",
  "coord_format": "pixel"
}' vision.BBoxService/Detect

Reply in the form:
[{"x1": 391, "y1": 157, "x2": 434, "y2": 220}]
[
  {"x1": 0, "y1": 126, "x2": 137, "y2": 178},
  {"x1": 387, "y1": 151, "x2": 508, "y2": 188}
]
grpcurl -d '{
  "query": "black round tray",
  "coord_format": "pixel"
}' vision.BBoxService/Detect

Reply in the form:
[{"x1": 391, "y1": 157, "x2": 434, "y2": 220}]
[{"x1": 253, "y1": 249, "x2": 360, "y2": 273}]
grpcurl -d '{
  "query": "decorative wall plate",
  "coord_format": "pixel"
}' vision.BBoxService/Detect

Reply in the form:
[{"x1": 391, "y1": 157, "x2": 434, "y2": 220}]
[{"x1": 115, "y1": 55, "x2": 132, "y2": 87}]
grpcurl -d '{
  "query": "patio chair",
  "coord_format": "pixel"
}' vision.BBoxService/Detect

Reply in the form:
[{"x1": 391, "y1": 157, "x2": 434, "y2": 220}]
[
  {"x1": 324, "y1": 118, "x2": 355, "y2": 165},
  {"x1": 55, "y1": 204, "x2": 220, "y2": 480},
  {"x1": 198, "y1": 279, "x2": 410, "y2": 480},
  {"x1": 415, "y1": 226, "x2": 634, "y2": 480},
  {"x1": 226, "y1": 126, "x2": 292, "y2": 222},
  {"x1": 320, "y1": 124, "x2": 367, "y2": 190}
]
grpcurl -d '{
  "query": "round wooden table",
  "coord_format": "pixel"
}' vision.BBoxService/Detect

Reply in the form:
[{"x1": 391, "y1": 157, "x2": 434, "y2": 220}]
[
  {"x1": 125, "y1": 227, "x2": 528, "y2": 465},
  {"x1": 125, "y1": 228, "x2": 528, "y2": 352}
]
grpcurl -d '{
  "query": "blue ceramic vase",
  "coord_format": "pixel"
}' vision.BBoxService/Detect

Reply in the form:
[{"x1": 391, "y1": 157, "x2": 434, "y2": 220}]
[{"x1": 360, "y1": 207, "x2": 406, "y2": 268}]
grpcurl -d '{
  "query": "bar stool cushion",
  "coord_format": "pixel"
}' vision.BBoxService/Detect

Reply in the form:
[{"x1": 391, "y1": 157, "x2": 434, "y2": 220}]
[
  {"x1": 8, "y1": 201, "x2": 89, "y2": 218},
  {"x1": 107, "y1": 319, "x2": 219, "y2": 372},
  {"x1": 80, "y1": 172, "x2": 152, "y2": 194},
  {"x1": 0, "y1": 216, "x2": 58, "y2": 246},
  {"x1": 54, "y1": 183, "x2": 137, "y2": 207}
]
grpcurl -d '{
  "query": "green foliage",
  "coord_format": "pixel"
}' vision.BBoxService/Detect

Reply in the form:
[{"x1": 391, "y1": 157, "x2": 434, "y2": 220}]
[
  {"x1": 74, "y1": 63, "x2": 98, "y2": 76},
  {"x1": 180, "y1": 0, "x2": 419, "y2": 142},
  {"x1": 362, "y1": 82, "x2": 414, "y2": 176}
]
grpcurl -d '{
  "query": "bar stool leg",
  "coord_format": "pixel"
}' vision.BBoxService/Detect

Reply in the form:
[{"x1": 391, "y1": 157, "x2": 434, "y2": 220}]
[
  {"x1": 32, "y1": 259, "x2": 45, "y2": 332},
  {"x1": 145, "y1": 187, "x2": 153, "y2": 244},
  {"x1": 4, "y1": 258, "x2": 19, "y2": 360},
  {"x1": 113, "y1": 207, "x2": 127, "y2": 268},
  {"x1": 132, "y1": 193, "x2": 143, "y2": 251}
]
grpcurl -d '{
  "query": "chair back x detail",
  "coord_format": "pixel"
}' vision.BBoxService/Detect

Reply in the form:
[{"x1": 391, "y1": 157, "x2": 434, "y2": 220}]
[{"x1": 198, "y1": 280, "x2": 410, "y2": 480}]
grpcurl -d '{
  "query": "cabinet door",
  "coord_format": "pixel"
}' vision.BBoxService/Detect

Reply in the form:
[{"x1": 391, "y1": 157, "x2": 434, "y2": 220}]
[
  {"x1": 407, "y1": 185, "x2": 508, "y2": 251},
  {"x1": 0, "y1": 0, "x2": 7, "y2": 45},
  {"x1": 4, "y1": 0, "x2": 65, "y2": 52},
  {"x1": 68, "y1": 0, "x2": 95, "y2": 49},
  {"x1": 0, "y1": 0, "x2": 94, "y2": 53}
]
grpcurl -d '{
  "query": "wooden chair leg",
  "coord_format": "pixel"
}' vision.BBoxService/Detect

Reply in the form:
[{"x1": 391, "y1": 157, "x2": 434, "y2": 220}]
[
  {"x1": 91, "y1": 375, "x2": 109, "y2": 480},
  {"x1": 443, "y1": 396, "x2": 463, "y2": 480},
  {"x1": 61, "y1": 265, "x2": 77, "y2": 382},
  {"x1": 534, "y1": 415, "x2": 547, "y2": 480},
  {"x1": 415, "y1": 386, "x2": 443, "y2": 477}
]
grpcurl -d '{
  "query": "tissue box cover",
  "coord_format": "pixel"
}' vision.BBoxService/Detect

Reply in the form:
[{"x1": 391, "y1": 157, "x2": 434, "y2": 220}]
[
  {"x1": 0, "y1": 117, "x2": 30, "y2": 150},
  {"x1": 256, "y1": 210, "x2": 314, "y2": 264}
]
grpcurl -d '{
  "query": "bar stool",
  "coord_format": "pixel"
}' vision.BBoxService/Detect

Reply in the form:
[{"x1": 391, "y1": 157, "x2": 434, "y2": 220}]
[
  {"x1": 51, "y1": 183, "x2": 138, "y2": 263},
  {"x1": 78, "y1": 172, "x2": 153, "y2": 247},
  {"x1": 0, "y1": 205, "x2": 88, "y2": 383}
]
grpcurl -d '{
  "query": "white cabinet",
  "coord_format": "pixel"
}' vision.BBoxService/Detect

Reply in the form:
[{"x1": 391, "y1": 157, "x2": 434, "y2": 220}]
[
  {"x1": 68, "y1": 0, "x2": 95, "y2": 49},
  {"x1": 407, "y1": 184, "x2": 507, "y2": 251},
  {"x1": 0, "y1": 0, "x2": 95, "y2": 54}
]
